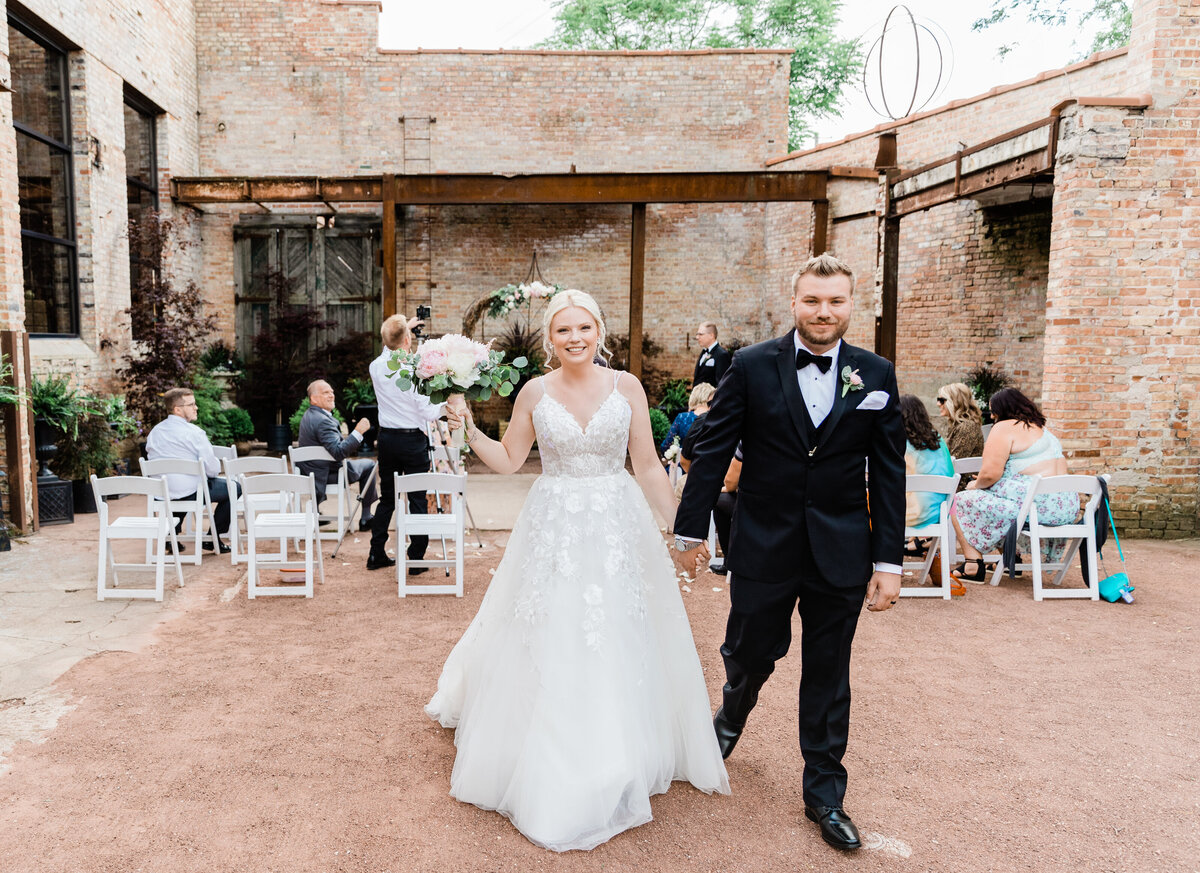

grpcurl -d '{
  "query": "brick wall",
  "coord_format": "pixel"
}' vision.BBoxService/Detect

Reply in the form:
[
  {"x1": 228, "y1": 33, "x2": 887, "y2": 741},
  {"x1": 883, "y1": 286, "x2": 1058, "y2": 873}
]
[
  {"x1": 195, "y1": 0, "x2": 791, "y2": 175},
  {"x1": 0, "y1": 0, "x2": 201, "y2": 528},
  {"x1": 1044, "y1": 0, "x2": 1200, "y2": 536}
]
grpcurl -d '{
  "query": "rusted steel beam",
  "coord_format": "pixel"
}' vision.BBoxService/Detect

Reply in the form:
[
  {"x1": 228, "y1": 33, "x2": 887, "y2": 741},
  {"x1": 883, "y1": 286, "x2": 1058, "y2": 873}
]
[
  {"x1": 892, "y1": 117, "x2": 1054, "y2": 185},
  {"x1": 382, "y1": 174, "x2": 397, "y2": 320},
  {"x1": 172, "y1": 172, "x2": 826, "y2": 205},
  {"x1": 878, "y1": 211, "x2": 900, "y2": 363},
  {"x1": 811, "y1": 200, "x2": 829, "y2": 256},
  {"x1": 628, "y1": 204, "x2": 647, "y2": 380},
  {"x1": 890, "y1": 152, "x2": 1053, "y2": 216}
]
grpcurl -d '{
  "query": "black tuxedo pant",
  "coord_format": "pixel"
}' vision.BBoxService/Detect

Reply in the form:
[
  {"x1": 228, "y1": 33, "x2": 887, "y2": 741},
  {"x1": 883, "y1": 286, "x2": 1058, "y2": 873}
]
[
  {"x1": 721, "y1": 535, "x2": 867, "y2": 809},
  {"x1": 369, "y1": 429, "x2": 431, "y2": 560}
]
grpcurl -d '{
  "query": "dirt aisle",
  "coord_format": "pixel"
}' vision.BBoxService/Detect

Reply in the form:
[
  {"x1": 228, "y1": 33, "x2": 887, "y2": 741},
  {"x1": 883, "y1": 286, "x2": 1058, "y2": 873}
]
[{"x1": 2, "y1": 535, "x2": 1198, "y2": 873}]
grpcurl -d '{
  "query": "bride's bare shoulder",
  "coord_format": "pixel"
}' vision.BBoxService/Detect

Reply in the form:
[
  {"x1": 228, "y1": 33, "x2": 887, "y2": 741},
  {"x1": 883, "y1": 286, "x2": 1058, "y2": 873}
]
[
  {"x1": 513, "y1": 375, "x2": 546, "y2": 410},
  {"x1": 613, "y1": 369, "x2": 648, "y2": 403}
]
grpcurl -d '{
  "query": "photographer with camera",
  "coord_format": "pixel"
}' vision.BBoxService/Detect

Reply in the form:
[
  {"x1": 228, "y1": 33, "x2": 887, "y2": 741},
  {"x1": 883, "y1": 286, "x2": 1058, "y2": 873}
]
[{"x1": 365, "y1": 310, "x2": 444, "y2": 572}]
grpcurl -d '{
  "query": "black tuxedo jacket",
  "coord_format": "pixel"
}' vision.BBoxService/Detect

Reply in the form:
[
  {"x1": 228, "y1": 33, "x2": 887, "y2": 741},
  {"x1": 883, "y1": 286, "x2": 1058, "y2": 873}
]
[
  {"x1": 675, "y1": 331, "x2": 906, "y2": 586},
  {"x1": 693, "y1": 343, "x2": 731, "y2": 388}
]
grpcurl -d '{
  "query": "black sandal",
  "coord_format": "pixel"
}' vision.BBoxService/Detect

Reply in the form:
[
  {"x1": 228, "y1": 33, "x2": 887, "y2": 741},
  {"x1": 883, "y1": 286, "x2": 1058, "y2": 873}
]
[{"x1": 952, "y1": 559, "x2": 987, "y2": 583}]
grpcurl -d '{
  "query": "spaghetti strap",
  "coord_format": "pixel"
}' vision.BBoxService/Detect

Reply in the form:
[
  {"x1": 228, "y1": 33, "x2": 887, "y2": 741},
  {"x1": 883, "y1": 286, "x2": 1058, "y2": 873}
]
[{"x1": 613, "y1": 369, "x2": 622, "y2": 390}]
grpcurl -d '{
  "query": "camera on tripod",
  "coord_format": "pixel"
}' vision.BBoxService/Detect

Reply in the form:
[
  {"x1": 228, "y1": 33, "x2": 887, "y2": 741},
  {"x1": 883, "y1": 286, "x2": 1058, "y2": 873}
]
[{"x1": 413, "y1": 304, "x2": 431, "y2": 338}]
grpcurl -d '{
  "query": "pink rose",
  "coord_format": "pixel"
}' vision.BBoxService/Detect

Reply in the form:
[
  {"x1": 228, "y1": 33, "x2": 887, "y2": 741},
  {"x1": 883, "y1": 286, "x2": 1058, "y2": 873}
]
[{"x1": 416, "y1": 349, "x2": 447, "y2": 379}]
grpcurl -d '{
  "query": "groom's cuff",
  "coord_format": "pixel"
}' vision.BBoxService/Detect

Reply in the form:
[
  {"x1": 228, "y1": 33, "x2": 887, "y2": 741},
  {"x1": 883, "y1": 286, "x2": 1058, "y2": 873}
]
[{"x1": 874, "y1": 562, "x2": 903, "y2": 576}]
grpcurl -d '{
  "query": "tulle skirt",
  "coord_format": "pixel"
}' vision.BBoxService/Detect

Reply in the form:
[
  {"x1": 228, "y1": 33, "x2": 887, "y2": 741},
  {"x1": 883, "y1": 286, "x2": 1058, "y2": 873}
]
[{"x1": 426, "y1": 471, "x2": 730, "y2": 851}]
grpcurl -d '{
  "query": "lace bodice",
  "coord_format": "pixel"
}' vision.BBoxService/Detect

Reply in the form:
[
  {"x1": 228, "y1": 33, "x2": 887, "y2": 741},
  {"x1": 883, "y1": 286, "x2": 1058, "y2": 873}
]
[{"x1": 532, "y1": 375, "x2": 631, "y2": 478}]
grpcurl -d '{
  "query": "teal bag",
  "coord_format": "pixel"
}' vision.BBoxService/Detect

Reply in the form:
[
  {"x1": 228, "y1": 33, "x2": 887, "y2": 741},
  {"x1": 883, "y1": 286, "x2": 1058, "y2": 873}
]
[{"x1": 1098, "y1": 496, "x2": 1134, "y2": 603}]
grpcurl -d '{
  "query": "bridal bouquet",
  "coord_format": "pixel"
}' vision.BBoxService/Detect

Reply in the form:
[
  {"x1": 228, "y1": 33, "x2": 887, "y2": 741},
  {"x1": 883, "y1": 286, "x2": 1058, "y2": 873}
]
[{"x1": 386, "y1": 333, "x2": 527, "y2": 405}]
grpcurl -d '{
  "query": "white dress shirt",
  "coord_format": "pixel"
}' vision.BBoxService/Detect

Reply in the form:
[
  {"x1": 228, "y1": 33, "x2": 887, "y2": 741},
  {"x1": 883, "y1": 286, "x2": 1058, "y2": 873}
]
[
  {"x1": 794, "y1": 335, "x2": 839, "y2": 428},
  {"x1": 369, "y1": 349, "x2": 445, "y2": 429},
  {"x1": 699, "y1": 342, "x2": 717, "y2": 362},
  {"x1": 145, "y1": 414, "x2": 221, "y2": 499}
]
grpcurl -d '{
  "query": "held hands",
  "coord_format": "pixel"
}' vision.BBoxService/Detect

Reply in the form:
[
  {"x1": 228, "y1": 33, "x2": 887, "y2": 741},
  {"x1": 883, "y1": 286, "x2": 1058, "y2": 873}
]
[
  {"x1": 670, "y1": 540, "x2": 711, "y2": 579},
  {"x1": 865, "y1": 571, "x2": 901, "y2": 612}
]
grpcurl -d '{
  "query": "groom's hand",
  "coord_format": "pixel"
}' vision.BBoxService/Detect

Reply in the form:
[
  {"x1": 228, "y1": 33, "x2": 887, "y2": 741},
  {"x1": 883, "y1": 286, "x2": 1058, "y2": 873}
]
[
  {"x1": 670, "y1": 541, "x2": 710, "y2": 578},
  {"x1": 865, "y1": 571, "x2": 901, "y2": 612}
]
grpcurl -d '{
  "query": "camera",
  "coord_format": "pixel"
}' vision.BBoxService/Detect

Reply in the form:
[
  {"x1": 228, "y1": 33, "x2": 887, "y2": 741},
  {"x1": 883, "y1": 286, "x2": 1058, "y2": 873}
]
[{"x1": 413, "y1": 304, "x2": 431, "y2": 338}]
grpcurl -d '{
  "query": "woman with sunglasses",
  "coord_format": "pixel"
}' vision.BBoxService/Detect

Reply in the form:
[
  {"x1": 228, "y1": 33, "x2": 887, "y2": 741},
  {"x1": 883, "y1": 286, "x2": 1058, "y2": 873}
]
[{"x1": 936, "y1": 382, "x2": 985, "y2": 465}]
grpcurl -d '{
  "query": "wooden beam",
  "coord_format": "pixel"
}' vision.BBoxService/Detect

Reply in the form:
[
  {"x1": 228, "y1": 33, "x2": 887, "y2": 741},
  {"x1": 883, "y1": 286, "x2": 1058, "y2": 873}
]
[
  {"x1": 382, "y1": 173, "x2": 397, "y2": 320},
  {"x1": 878, "y1": 214, "x2": 900, "y2": 363},
  {"x1": 0, "y1": 330, "x2": 31, "y2": 531},
  {"x1": 811, "y1": 200, "x2": 829, "y2": 256},
  {"x1": 172, "y1": 171, "x2": 828, "y2": 206},
  {"x1": 628, "y1": 204, "x2": 647, "y2": 380}
]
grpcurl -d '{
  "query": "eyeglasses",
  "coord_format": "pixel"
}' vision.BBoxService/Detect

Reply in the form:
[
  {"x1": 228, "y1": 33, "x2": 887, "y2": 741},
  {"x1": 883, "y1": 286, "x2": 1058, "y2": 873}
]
[{"x1": 936, "y1": 397, "x2": 947, "y2": 404}]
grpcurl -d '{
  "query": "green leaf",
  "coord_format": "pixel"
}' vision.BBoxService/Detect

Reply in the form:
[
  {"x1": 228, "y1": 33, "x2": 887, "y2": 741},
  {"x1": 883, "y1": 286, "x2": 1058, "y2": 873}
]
[
  {"x1": 498, "y1": 381, "x2": 513, "y2": 397},
  {"x1": 386, "y1": 357, "x2": 402, "y2": 372},
  {"x1": 396, "y1": 376, "x2": 412, "y2": 391},
  {"x1": 478, "y1": 386, "x2": 492, "y2": 402},
  {"x1": 512, "y1": 356, "x2": 528, "y2": 369}
]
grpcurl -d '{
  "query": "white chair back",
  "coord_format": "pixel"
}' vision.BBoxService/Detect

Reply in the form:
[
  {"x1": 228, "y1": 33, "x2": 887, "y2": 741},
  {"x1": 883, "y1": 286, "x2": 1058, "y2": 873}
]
[
  {"x1": 395, "y1": 472, "x2": 466, "y2": 597},
  {"x1": 91, "y1": 474, "x2": 184, "y2": 602},
  {"x1": 139, "y1": 457, "x2": 218, "y2": 563},
  {"x1": 212, "y1": 445, "x2": 236, "y2": 462},
  {"x1": 239, "y1": 472, "x2": 324, "y2": 598},
  {"x1": 288, "y1": 445, "x2": 353, "y2": 542},
  {"x1": 900, "y1": 472, "x2": 960, "y2": 600}
]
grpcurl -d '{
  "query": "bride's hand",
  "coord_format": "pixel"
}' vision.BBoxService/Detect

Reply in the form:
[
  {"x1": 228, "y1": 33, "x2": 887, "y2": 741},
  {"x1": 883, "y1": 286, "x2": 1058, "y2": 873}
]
[{"x1": 445, "y1": 400, "x2": 470, "y2": 431}]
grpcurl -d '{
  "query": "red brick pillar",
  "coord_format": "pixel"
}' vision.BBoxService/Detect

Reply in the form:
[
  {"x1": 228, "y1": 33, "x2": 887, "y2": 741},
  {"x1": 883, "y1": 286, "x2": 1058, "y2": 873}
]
[{"x1": 1044, "y1": 0, "x2": 1200, "y2": 536}]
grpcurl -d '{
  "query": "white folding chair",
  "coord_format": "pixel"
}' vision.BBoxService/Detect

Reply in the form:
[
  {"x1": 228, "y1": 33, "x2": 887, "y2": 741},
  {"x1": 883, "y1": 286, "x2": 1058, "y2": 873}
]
[
  {"x1": 981, "y1": 424, "x2": 993, "y2": 440},
  {"x1": 223, "y1": 455, "x2": 290, "y2": 565},
  {"x1": 212, "y1": 445, "x2": 236, "y2": 463},
  {"x1": 900, "y1": 473, "x2": 960, "y2": 599},
  {"x1": 989, "y1": 474, "x2": 1103, "y2": 601},
  {"x1": 948, "y1": 456, "x2": 1002, "y2": 573},
  {"x1": 288, "y1": 445, "x2": 353, "y2": 543},
  {"x1": 240, "y1": 472, "x2": 325, "y2": 598},
  {"x1": 92, "y1": 474, "x2": 184, "y2": 602},
  {"x1": 139, "y1": 457, "x2": 219, "y2": 564},
  {"x1": 395, "y1": 472, "x2": 466, "y2": 597}
]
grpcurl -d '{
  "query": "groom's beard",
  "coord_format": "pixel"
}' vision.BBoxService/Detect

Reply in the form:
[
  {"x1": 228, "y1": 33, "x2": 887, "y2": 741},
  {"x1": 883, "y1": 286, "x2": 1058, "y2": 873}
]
[{"x1": 796, "y1": 318, "x2": 849, "y2": 349}]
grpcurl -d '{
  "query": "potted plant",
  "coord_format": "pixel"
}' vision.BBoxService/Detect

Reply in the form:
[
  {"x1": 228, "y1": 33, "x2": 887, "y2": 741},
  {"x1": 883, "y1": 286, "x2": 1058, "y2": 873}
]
[
  {"x1": 964, "y1": 365, "x2": 1012, "y2": 424},
  {"x1": 656, "y1": 378, "x2": 691, "y2": 422},
  {"x1": 199, "y1": 341, "x2": 244, "y2": 406},
  {"x1": 29, "y1": 374, "x2": 83, "y2": 478}
]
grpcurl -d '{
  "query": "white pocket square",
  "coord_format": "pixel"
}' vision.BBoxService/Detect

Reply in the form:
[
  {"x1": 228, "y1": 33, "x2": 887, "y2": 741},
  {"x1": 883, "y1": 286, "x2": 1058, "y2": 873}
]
[
  {"x1": 858, "y1": 390, "x2": 890, "y2": 411},
  {"x1": 703, "y1": 358, "x2": 715, "y2": 366}
]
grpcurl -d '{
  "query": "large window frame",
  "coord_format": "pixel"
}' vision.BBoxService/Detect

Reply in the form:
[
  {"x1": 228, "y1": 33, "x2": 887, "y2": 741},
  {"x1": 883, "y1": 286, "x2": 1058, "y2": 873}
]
[
  {"x1": 123, "y1": 86, "x2": 162, "y2": 339},
  {"x1": 8, "y1": 11, "x2": 79, "y2": 338}
]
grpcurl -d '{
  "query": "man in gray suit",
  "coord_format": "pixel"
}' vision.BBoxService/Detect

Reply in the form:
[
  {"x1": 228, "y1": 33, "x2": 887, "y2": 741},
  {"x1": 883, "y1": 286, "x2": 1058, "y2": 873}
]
[{"x1": 296, "y1": 380, "x2": 378, "y2": 530}]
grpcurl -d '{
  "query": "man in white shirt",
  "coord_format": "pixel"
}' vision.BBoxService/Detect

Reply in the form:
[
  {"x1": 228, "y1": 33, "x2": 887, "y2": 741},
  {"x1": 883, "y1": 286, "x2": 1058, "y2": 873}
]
[
  {"x1": 366, "y1": 314, "x2": 444, "y2": 571},
  {"x1": 145, "y1": 387, "x2": 232, "y2": 553},
  {"x1": 693, "y1": 321, "x2": 732, "y2": 389}
]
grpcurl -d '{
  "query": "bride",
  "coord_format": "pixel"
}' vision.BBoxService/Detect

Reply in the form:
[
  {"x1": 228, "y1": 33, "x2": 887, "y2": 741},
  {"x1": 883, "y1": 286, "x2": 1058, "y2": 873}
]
[{"x1": 427, "y1": 289, "x2": 729, "y2": 852}]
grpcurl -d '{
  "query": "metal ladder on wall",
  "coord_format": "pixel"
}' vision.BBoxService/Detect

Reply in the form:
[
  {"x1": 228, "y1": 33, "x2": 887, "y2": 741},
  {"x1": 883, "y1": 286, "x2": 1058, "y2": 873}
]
[{"x1": 401, "y1": 115, "x2": 435, "y2": 318}]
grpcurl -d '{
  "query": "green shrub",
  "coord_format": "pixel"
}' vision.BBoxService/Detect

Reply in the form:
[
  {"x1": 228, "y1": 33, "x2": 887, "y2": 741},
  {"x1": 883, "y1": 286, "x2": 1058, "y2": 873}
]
[
  {"x1": 223, "y1": 406, "x2": 255, "y2": 442},
  {"x1": 656, "y1": 378, "x2": 690, "y2": 414},
  {"x1": 289, "y1": 398, "x2": 343, "y2": 439},
  {"x1": 649, "y1": 407, "x2": 670, "y2": 445}
]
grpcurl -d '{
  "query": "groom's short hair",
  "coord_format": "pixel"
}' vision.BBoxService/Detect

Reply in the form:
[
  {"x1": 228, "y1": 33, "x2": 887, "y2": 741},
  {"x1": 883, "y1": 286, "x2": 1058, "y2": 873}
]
[{"x1": 792, "y1": 253, "x2": 855, "y2": 294}]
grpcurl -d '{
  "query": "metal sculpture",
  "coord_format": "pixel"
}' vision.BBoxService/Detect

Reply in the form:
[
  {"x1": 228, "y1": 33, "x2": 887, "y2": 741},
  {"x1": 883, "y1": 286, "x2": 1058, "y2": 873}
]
[{"x1": 861, "y1": 5, "x2": 953, "y2": 121}]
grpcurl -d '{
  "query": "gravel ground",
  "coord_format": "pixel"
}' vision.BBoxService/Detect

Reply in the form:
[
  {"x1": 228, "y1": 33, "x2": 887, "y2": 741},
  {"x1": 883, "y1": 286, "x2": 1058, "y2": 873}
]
[{"x1": 1, "y1": 531, "x2": 1198, "y2": 873}]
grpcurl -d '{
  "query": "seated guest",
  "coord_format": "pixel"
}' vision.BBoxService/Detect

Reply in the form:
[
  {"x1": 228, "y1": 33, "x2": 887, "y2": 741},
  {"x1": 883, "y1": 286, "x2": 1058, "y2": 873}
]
[
  {"x1": 900, "y1": 394, "x2": 955, "y2": 531},
  {"x1": 660, "y1": 383, "x2": 715, "y2": 454},
  {"x1": 677, "y1": 399, "x2": 712, "y2": 474},
  {"x1": 950, "y1": 388, "x2": 1076, "y2": 582},
  {"x1": 937, "y1": 381, "x2": 986, "y2": 461},
  {"x1": 296, "y1": 380, "x2": 378, "y2": 531},
  {"x1": 145, "y1": 387, "x2": 232, "y2": 553}
]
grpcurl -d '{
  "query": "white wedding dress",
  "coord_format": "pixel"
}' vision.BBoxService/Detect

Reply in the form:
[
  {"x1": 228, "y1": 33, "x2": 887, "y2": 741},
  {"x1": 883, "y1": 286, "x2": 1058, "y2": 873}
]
[{"x1": 425, "y1": 372, "x2": 730, "y2": 852}]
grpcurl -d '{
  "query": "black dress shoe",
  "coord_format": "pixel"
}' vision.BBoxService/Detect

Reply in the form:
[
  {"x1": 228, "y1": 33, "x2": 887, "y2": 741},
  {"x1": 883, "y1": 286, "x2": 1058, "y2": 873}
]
[
  {"x1": 203, "y1": 539, "x2": 232, "y2": 554},
  {"x1": 366, "y1": 553, "x2": 397, "y2": 571},
  {"x1": 358, "y1": 517, "x2": 375, "y2": 532},
  {"x1": 804, "y1": 806, "x2": 862, "y2": 850},
  {"x1": 712, "y1": 706, "x2": 744, "y2": 759},
  {"x1": 709, "y1": 562, "x2": 727, "y2": 575},
  {"x1": 407, "y1": 566, "x2": 429, "y2": 576}
]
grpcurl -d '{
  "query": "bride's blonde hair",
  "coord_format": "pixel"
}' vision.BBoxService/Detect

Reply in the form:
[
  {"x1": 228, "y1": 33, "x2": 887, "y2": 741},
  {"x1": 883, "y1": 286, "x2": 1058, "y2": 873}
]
[{"x1": 542, "y1": 290, "x2": 612, "y2": 364}]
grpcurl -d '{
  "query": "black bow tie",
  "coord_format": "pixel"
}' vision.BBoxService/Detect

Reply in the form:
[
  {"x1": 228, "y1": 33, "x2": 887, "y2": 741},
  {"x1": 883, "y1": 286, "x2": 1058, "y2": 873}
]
[{"x1": 796, "y1": 348, "x2": 833, "y2": 373}]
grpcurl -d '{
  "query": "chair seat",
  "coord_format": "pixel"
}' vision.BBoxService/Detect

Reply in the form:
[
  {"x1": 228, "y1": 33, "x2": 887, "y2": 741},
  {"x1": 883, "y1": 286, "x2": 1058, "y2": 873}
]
[
  {"x1": 403, "y1": 515, "x2": 460, "y2": 534},
  {"x1": 253, "y1": 513, "x2": 312, "y2": 534},
  {"x1": 107, "y1": 517, "x2": 165, "y2": 535}
]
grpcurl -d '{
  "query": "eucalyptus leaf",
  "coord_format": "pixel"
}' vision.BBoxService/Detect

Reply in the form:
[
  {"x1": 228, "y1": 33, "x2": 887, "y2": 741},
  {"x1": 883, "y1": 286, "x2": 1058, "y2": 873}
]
[
  {"x1": 478, "y1": 386, "x2": 492, "y2": 402},
  {"x1": 498, "y1": 381, "x2": 513, "y2": 397},
  {"x1": 396, "y1": 376, "x2": 412, "y2": 391},
  {"x1": 386, "y1": 357, "x2": 402, "y2": 372},
  {"x1": 512, "y1": 356, "x2": 528, "y2": 369}
]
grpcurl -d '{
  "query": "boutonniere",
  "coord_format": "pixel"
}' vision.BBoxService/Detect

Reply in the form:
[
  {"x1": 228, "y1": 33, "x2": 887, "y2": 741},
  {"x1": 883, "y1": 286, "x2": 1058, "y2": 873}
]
[{"x1": 840, "y1": 365, "x2": 864, "y2": 398}]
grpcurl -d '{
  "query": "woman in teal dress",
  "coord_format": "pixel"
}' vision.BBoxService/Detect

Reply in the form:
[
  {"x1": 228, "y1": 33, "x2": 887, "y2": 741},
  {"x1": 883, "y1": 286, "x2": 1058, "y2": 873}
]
[{"x1": 900, "y1": 395, "x2": 955, "y2": 534}]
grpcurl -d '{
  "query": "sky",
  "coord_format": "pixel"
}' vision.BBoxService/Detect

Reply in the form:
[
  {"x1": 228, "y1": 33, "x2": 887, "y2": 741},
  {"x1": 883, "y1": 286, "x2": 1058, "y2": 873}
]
[{"x1": 377, "y1": 1, "x2": 1116, "y2": 147}]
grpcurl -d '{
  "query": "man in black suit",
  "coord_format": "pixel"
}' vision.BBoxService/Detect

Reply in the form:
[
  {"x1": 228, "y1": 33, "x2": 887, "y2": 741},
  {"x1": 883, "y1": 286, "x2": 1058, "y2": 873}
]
[
  {"x1": 296, "y1": 380, "x2": 378, "y2": 530},
  {"x1": 672, "y1": 253, "x2": 905, "y2": 851},
  {"x1": 693, "y1": 321, "x2": 731, "y2": 389}
]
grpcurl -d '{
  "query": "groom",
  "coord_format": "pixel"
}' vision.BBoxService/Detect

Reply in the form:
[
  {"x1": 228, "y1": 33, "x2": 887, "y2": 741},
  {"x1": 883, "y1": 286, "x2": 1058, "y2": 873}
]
[{"x1": 672, "y1": 253, "x2": 905, "y2": 851}]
